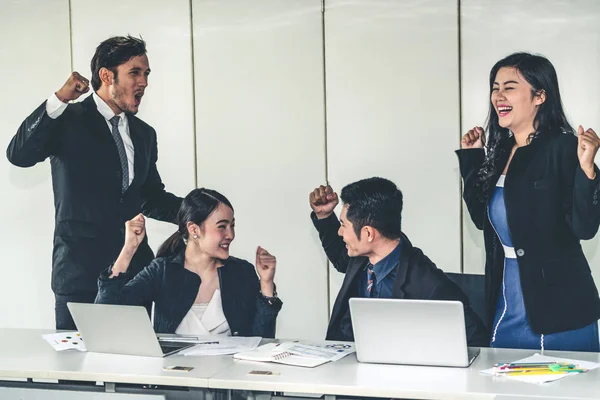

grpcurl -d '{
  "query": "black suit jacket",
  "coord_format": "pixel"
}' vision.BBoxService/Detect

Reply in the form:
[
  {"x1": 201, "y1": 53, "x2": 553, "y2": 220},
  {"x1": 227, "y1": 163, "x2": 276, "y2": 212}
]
[
  {"x1": 457, "y1": 132, "x2": 600, "y2": 334},
  {"x1": 311, "y1": 212, "x2": 489, "y2": 347},
  {"x1": 6, "y1": 96, "x2": 182, "y2": 295},
  {"x1": 95, "y1": 251, "x2": 281, "y2": 336}
]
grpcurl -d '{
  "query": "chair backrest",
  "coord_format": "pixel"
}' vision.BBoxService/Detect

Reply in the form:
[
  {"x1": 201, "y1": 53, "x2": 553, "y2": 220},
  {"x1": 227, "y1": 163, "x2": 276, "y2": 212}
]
[{"x1": 446, "y1": 272, "x2": 488, "y2": 332}]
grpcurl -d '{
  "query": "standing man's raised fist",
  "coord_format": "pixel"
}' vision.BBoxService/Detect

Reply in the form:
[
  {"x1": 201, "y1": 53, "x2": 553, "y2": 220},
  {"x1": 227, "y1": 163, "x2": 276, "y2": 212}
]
[{"x1": 55, "y1": 72, "x2": 90, "y2": 103}]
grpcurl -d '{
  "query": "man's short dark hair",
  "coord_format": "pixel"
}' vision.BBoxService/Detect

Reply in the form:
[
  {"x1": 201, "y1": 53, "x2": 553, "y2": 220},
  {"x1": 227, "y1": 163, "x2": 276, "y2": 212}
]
[
  {"x1": 340, "y1": 177, "x2": 403, "y2": 240},
  {"x1": 90, "y1": 35, "x2": 147, "y2": 91}
]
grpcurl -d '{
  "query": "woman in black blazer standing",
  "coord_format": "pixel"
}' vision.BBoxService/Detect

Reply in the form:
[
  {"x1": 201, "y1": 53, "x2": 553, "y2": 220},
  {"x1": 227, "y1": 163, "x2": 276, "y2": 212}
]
[{"x1": 457, "y1": 52, "x2": 600, "y2": 351}]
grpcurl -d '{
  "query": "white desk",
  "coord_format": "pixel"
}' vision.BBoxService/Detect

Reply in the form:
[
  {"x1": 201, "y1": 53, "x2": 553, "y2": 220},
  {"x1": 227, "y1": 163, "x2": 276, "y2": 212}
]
[
  {"x1": 209, "y1": 348, "x2": 600, "y2": 400},
  {"x1": 0, "y1": 328, "x2": 233, "y2": 388},
  {"x1": 1, "y1": 328, "x2": 600, "y2": 400}
]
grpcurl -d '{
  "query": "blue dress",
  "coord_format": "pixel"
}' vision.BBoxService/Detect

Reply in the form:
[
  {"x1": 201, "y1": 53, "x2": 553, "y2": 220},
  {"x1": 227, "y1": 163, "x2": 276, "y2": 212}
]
[{"x1": 489, "y1": 175, "x2": 599, "y2": 351}]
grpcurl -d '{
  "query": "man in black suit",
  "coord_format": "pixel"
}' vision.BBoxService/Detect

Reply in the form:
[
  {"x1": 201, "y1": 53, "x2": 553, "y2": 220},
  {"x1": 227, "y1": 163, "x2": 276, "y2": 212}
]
[
  {"x1": 6, "y1": 36, "x2": 182, "y2": 330},
  {"x1": 309, "y1": 177, "x2": 488, "y2": 346}
]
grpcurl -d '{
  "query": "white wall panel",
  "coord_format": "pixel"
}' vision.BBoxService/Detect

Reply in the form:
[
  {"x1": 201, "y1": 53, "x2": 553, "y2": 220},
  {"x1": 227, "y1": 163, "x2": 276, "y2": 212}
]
[
  {"x1": 70, "y1": 0, "x2": 195, "y2": 252},
  {"x1": 461, "y1": 0, "x2": 600, "y2": 290},
  {"x1": 325, "y1": 0, "x2": 462, "y2": 306},
  {"x1": 0, "y1": 0, "x2": 71, "y2": 328},
  {"x1": 193, "y1": 0, "x2": 328, "y2": 339},
  {"x1": 5, "y1": 0, "x2": 599, "y2": 336}
]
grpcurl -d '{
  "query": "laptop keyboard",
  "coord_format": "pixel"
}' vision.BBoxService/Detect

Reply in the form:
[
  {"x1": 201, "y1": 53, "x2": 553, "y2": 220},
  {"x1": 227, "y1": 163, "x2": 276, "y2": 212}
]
[{"x1": 159, "y1": 341, "x2": 192, "y2": 355}]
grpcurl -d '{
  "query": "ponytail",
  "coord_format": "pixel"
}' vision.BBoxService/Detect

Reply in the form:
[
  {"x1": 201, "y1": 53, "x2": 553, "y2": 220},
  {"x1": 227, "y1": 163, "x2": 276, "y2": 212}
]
[{"x1": 156, "y1": 230, "x2": 186, "y2": 258}]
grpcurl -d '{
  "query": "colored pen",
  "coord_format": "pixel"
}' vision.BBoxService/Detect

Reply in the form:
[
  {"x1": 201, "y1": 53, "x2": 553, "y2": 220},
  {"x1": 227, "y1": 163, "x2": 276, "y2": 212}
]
[
  {"x1": 495, "y1": 362, "x2": 575, "y2": 369},
  {"x1": 494, "y1": 362, "x2": 570, "y2": 367},
  {"x1": 497, "y1": 365, "x2": 577, "y2": 371},
  {"x1": 498, "y1": 369, "x2": 586, "y2": 376},
  {"x1": 495, "y1": 367, "x2": 586, "y2": 373}
]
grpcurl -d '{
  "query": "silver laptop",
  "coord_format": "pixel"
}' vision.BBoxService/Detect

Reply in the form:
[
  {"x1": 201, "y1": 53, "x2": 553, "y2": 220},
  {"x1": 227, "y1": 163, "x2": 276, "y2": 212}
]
[
  {"x1": 67, "y1": 303, "x2": 194, "y2": 357},
  {"x1": 349, "y1": 298, "x2": 480, "y2": 367}
]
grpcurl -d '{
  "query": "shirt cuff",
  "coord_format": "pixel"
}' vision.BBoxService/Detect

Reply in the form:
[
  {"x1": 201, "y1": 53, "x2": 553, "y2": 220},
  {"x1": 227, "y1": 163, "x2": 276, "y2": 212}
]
[{"x1": 46, "y1": 93, "x2": 68, "y2": 119}]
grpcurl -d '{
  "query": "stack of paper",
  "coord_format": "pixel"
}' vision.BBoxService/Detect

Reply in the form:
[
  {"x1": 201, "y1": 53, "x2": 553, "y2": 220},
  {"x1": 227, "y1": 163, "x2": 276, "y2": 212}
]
[
  {"x1": 480, "y1": 353, "x2": 600, "y2": 384},
  {"x1": 42, "y1": 332, "x2": 87, "y2": 352},
  {"x1": 287, "y1": 341, "x2": 355, "y2": 362},
  {"x1": 233, "y1": 340, "x2": 355, "y2": 368},
  {"x1": 178, "y1": 336, "x2": 262, "y2": 356}
]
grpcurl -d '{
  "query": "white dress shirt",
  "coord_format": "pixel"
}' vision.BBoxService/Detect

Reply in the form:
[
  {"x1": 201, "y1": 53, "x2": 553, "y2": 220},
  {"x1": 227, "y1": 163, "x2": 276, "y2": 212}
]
[
  {"x1": 46, "y1": 93, "x2": 135, "y2": 184},
  {"x1": 175, "y1": 289, "x2": 232, "y2": 336}
]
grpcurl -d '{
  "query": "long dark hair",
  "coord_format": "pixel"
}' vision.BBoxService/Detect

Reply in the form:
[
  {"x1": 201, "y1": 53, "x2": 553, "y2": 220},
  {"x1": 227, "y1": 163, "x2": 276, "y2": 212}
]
[
  {"x1": 476, "y1": 52, "x2": 574, "y2": 199},
  {"x1": 156, "y1": 188, "x2": 234, "y2": 258}
]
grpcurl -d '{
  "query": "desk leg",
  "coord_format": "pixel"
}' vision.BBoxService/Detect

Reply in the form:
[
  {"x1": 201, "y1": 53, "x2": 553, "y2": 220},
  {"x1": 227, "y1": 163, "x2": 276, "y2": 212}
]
[
  {"x1": 208, "y1": 389, "x2": 231, "y2": 400},
  {"x1": 104, "y1": 382, "x2": 115, "y2": 393},
  {"x1": 188, "y1": 388, "x2": 207, "y2": 400}
]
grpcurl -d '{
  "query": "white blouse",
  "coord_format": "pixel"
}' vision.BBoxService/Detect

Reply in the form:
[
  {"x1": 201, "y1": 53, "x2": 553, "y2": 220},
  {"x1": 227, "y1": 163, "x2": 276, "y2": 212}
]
[{"x1": 175, "y1": 289, "x2": 231, "y2": 336}]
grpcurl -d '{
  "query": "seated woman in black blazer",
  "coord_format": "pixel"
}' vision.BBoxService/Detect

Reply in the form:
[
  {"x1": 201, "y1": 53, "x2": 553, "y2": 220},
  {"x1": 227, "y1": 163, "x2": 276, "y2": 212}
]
[
  {"x1": 457, "y1": 52, "x2": 600, "y2": 352},
  {"x1": 96, "y1": 188, "x2": 282, "y2": 337}
]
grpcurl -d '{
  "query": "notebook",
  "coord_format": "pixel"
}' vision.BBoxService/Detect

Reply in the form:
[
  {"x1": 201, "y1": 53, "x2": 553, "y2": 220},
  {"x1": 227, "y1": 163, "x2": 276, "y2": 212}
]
[{"x1": 234, "y1": 341, "x2": 355, "y2": 368}]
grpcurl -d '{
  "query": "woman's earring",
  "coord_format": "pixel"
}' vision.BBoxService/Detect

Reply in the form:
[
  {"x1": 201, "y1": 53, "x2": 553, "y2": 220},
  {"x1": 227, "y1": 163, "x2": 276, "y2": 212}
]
[{"x1": 193, "y1": 234, "x2": 198, "y2": 239}]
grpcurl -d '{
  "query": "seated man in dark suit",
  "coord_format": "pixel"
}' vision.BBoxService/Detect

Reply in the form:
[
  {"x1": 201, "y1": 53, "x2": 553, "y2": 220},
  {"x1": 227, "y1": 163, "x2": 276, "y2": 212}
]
[{"x1": 309, "y1": 177, "x2": 488, "y2": 346}]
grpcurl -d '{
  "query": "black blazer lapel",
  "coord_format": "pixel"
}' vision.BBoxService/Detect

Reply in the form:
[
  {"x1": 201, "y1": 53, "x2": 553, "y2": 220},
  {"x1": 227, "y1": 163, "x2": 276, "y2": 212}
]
[
  {"x1": 82, "y1": 96, "x2": 113, "y2": 142},
  {"x1": 82, "y1": 96, "x2": 123, "y2": 170}
]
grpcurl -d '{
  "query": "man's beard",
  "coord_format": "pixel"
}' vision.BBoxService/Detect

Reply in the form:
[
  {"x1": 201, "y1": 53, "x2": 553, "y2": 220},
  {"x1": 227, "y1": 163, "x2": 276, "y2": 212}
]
[{"x1": 110, "y1": 82, "x2": 137, "y2": 115}]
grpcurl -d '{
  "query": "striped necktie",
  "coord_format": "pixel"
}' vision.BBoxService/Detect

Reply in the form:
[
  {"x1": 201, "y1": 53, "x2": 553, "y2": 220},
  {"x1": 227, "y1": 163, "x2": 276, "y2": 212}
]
[
  {"x1": 109, "y1": 116, "x2": 129, "y2": 193},
  {"x1": 367, "y1": 265, "x2": 376, "y2": 297}
]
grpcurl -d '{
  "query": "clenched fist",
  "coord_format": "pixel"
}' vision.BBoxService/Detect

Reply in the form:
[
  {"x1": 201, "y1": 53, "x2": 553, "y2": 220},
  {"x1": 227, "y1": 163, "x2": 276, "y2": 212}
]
[
  {"x1": 578, "y1": 126, "x2": 600, "y2": 180},
  {"x1": 461, "y1": 126, "x2": 486, "y2": 149},
  {"x1": 309, "y1": 185, "x2": 339, "y2": 219},
  {"x1": 55, "y1": 72, "x2": 90, "y2": 103},
  {"x1": 256, "y1": 246, "x2": 276, "y2": 296},
  {"x1": 124, "y1": 213, "x2": 146, "y2": 251}
]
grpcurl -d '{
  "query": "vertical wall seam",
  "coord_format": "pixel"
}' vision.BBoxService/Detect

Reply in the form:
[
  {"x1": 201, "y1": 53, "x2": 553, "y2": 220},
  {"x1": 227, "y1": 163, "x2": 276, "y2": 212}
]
[
  {"x1": 68, "y1": 0, "x2": 74, "y2": 72},
  {"x1": 457, "y1": 0, "x2": 465, "y2": 274},
  {"x1": 189, "y1": 0, "x2": 199, "y2": 188},
  {"x1": 321, "y1": 0, "x2": 332, "y2": 318}
]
